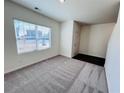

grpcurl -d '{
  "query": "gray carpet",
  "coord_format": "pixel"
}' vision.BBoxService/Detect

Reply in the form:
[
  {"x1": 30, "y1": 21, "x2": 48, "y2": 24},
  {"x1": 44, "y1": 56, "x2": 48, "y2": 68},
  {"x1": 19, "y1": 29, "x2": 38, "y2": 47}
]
[{"x1": 4, "y1": 56, "x2": 108, "y2": 93}]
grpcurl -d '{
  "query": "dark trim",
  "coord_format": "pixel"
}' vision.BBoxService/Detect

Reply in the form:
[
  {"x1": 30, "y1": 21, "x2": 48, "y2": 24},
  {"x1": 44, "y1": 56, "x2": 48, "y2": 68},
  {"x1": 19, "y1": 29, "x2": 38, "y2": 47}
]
[{"x1": 73, "y1": 53, "x2": 105, "y2": 66}]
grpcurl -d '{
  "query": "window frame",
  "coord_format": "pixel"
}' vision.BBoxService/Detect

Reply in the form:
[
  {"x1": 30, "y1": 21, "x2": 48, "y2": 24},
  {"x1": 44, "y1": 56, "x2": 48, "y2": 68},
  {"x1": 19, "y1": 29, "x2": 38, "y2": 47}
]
[{"x1": 13, "y1": 18, "x2": 52, "y2": 54}]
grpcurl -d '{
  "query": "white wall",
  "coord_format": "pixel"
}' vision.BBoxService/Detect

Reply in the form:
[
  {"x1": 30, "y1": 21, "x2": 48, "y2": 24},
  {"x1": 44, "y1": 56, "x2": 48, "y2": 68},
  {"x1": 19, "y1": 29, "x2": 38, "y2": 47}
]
[
  {"x1": 4, "y1": 1, "x2": 60, "y2": 73},
  {"x1": 60, "y1": 21, "x2": 81, "y2": 57},
  {"x1": 79, "y1": 23, "x2": 115, "y2": 58},
  {"x1": 72, "y1": 22, "x2": 81, "y2": 57},
  {"x1": 105, "y1": 13, "x2": 120, "y2": 93},
  {"x1": 60, "y1": 21, "x2": 74, "y2": 57}
]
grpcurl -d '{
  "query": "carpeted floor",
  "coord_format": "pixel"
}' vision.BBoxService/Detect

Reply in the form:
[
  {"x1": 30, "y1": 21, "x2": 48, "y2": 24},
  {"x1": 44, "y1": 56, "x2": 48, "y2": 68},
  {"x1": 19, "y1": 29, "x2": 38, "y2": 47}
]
[{"x1": 4, "y1": 56, "x2": 108, "y2": 93}]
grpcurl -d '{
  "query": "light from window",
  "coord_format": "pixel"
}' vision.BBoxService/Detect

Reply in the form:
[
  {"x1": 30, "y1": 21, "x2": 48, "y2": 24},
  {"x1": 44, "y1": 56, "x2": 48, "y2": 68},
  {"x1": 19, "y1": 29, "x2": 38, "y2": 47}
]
[{"x1": 14, "y1": 19, "x2": 51, "y2": 54}]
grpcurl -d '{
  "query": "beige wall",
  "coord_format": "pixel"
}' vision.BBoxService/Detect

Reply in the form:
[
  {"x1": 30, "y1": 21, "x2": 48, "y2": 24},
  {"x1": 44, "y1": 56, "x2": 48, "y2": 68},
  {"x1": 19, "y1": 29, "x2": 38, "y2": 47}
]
[
  {"x1": 60, "y1": 21, "x2": 74, "y2": 57},
  {"x1": 60, "y1": 21, "x2": 81, "y2": 57},
  {"x1": 79, "y1": 23, "x2": 115, "y2": 58},
  {"x1": 4, "y1": 1, "x2": 60, "y2": 73},
  {"x1": 72, "y1": 22, "x2": 81, "y2": 57},
  {"x1": 105, "y1": 13, "x2": 120, "y2": 93},
  {"x1": 79, "y1": 26, "x2": 90, "y2": 54}
]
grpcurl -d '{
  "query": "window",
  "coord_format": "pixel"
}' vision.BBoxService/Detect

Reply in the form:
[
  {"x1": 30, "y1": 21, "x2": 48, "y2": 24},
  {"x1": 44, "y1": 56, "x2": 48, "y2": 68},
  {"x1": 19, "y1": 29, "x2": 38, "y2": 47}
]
[{"x1": 14, "y1": 19, "x2": 51, "y2": 54}]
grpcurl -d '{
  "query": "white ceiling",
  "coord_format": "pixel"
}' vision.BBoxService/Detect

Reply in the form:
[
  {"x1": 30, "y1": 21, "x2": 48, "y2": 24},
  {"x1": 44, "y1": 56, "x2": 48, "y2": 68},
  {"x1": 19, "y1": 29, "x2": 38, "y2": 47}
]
[{"x1": 10, "y1": 0, "x2": 119, "y2": 24}]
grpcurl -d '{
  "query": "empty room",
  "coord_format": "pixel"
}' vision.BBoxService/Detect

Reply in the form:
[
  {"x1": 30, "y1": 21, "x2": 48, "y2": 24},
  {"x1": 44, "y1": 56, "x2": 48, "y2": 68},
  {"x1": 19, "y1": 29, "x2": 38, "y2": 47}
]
[{"x1": 4, "y1": 0, "x2": 120, "y2": 93}]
